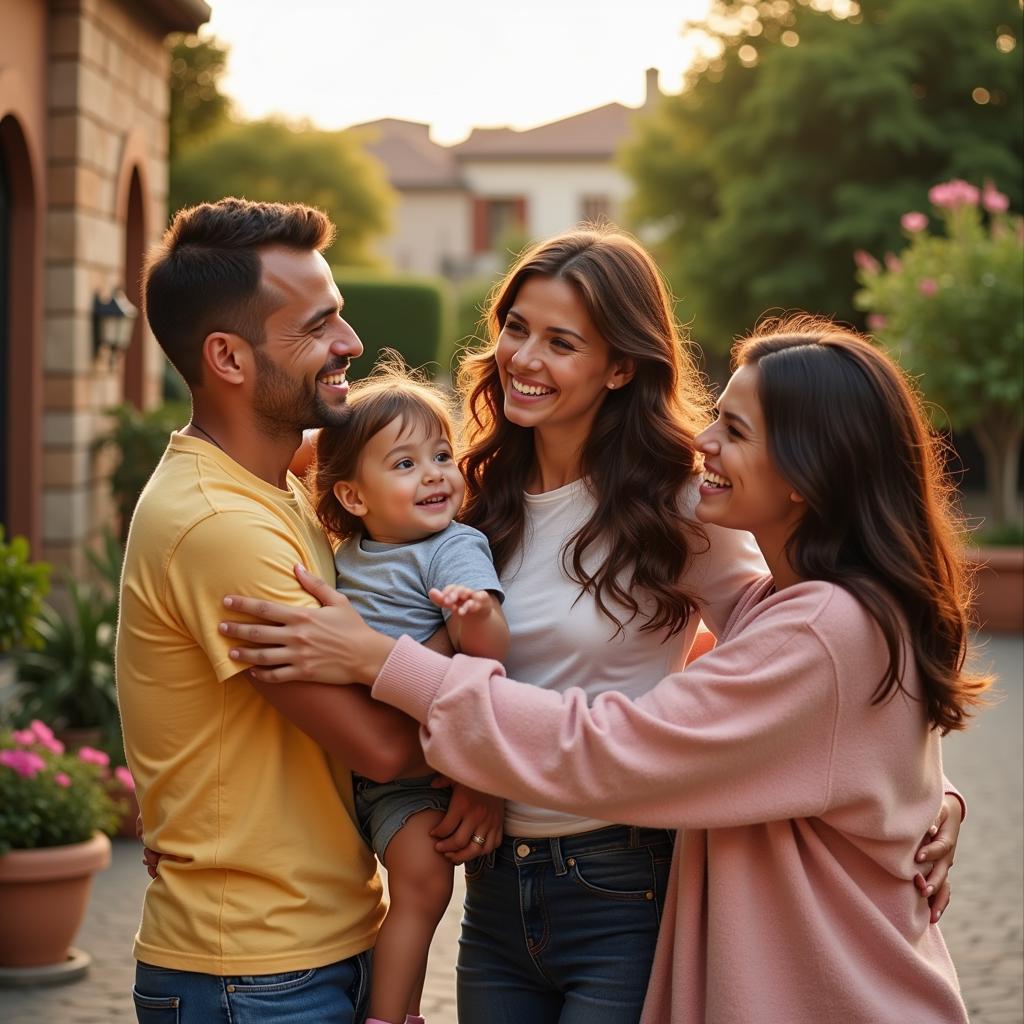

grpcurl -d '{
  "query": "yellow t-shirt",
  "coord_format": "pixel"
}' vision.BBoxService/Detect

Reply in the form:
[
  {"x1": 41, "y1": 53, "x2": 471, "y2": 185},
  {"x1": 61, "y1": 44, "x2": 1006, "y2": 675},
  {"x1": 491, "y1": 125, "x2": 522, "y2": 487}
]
[{"x1": 117, "y1": 433, "x2": 385, "y2": 974}]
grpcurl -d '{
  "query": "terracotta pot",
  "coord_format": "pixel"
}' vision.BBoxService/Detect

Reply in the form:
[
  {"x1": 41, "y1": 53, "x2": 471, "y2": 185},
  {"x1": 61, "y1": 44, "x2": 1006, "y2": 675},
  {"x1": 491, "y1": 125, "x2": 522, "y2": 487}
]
[
  {"x1": 0, "y1": 832, "x2": 111, "y2": 967},
  {"x1": 967, "y1": 546, "x2": 1024, "y2": 634}
]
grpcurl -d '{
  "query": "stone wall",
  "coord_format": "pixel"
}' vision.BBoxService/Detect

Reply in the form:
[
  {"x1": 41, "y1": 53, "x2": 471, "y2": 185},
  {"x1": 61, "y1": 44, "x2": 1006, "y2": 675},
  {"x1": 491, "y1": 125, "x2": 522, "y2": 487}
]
[{"x1": 42, "y1": 0, "x2": 173, "y2": 575}]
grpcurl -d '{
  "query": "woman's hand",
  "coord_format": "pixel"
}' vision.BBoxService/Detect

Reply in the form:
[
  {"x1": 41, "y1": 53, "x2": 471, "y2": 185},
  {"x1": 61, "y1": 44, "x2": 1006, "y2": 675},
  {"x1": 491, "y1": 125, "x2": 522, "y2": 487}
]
[
  {"x1": 219, "y1": 564, "x2": 395, "y2": 685},
  {"x1": 429, "y1": 778, "x2": 504, "y2": 864},
  {"x1": 914, "y1": 793, "x2": 963, "y2": 923}
]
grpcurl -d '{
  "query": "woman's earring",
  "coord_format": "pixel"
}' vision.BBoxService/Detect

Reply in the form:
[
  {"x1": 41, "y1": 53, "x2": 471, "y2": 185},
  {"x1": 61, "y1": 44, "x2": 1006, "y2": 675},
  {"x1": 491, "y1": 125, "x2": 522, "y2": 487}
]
[{"x1": 608, "y1": 383, "x2": 616, "y2": 389}]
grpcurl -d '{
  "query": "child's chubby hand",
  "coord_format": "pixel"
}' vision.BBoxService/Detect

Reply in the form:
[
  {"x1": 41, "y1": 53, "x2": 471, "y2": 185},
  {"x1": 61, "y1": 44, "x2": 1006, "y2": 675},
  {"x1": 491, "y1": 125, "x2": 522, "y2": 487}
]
[{"x1": 429, "y1": 584, "x2": 492, "y2": 619}]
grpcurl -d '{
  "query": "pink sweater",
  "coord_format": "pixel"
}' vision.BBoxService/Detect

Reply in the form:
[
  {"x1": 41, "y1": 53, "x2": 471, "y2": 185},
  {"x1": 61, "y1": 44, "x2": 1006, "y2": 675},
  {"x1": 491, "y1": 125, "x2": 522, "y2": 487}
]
[{"x1": 374, "y1": 577, "x2": 968, "y2": 1023}]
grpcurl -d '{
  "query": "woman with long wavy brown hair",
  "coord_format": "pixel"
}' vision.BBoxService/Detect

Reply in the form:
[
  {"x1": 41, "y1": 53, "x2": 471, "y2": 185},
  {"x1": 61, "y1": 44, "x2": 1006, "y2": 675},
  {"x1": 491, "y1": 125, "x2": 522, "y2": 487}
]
[{"x1": 448, "y1": 228, "x2": 766, "y2": 1020}]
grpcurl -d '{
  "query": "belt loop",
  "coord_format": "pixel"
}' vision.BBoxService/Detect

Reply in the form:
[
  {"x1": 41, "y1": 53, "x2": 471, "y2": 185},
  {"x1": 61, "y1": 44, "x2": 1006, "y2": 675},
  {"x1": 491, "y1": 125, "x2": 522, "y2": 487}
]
[
  {"x1": 550, "y1": 836, "x2": 568, "y2": 876},
  {"x1": 629, "y1": 826, "x2": 640, "y2": 849}
]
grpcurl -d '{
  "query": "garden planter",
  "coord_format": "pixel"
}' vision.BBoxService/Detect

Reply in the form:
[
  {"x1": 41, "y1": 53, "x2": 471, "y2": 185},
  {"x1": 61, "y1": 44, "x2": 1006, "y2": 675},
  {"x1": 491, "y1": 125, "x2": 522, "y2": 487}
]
[
  {"x1": 967, "y1": 547, "x2": 1024, "y2": 634},
  {"x1": 0, "y1": 832, "x2": 111, "y2": 967}
]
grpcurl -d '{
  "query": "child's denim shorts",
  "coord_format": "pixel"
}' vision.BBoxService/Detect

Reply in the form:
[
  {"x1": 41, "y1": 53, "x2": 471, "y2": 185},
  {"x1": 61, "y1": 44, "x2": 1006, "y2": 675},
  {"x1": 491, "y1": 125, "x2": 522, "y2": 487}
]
[{"x1": 354, "y1": 773, "x2": 451, "y2": 861}]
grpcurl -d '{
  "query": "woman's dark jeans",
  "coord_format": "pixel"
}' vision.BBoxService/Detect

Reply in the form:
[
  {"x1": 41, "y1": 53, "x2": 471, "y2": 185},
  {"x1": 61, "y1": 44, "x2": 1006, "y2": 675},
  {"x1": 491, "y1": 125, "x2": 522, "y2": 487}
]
[{"x1": 457, "y1": 824, "x2": 674, "y2": 1024}]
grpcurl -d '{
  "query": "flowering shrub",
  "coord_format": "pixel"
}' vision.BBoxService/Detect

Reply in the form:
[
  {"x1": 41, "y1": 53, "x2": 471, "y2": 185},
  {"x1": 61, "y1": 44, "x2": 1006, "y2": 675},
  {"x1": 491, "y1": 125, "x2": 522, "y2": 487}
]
[
  {"x1": 0, "y1": 721, "x2": 125, "y2": 854},
  {"x1": 855, "y1": 179, "x2": 1024, "y2": 528}
]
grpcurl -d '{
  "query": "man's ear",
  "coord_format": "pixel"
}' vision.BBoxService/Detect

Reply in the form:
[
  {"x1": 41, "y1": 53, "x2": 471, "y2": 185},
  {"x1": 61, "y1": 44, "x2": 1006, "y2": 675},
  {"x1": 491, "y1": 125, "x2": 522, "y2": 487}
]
[
  {"x1": 333, "y1": 479, "x2": 367, "y2": 518},
  {"x1": 201, "y1": 332, "x2": 247, "y2": 386}
]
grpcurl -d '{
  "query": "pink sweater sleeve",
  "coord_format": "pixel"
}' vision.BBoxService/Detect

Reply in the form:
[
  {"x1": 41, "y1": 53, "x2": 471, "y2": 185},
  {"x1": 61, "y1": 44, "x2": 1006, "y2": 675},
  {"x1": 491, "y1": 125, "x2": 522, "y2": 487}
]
[{"x1": 374, "y1": 583, "x2": 856, "y2": 831}]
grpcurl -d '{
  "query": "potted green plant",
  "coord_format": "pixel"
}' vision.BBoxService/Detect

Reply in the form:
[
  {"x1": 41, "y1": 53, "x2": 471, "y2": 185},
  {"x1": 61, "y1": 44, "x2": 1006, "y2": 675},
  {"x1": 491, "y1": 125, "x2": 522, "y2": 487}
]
[
  {"x1": 0, "y1": 528, "x2": 51, "y2": 693},
  {"x1": 14, "y1": 531, "x2": 122, "y2": 745},
  {"x1": 0, "y1": 720, "x2": 119, "y2": 971}
]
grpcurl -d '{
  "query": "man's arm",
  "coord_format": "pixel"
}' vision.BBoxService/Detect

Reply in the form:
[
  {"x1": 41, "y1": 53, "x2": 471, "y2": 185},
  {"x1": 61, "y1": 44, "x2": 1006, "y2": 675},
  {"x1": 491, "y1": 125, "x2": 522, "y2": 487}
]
[{"x1": 249, "y1": 676, "x2": 428, "y2": 782}]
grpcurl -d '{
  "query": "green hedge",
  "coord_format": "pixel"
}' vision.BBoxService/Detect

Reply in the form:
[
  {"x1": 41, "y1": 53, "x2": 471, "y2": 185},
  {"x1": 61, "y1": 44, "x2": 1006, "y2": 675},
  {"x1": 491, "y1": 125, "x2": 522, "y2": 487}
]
[{"x1": 333, "y1": 270, "x2": 452, "y2": 380}]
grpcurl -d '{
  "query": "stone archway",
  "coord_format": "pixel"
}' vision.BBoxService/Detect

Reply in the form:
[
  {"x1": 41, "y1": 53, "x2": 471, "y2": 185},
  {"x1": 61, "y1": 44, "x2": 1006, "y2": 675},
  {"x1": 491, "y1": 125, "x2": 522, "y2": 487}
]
[{"x1": 0, "y1": 113, "x2": 41, "y2": 548}]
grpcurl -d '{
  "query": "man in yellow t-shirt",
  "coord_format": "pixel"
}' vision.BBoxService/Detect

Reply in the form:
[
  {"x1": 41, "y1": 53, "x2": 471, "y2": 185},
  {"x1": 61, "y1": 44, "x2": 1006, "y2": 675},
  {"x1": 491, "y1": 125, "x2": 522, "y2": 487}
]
[{"x1": 117, "y1": 199, "x2": 426, "y2": 1023}]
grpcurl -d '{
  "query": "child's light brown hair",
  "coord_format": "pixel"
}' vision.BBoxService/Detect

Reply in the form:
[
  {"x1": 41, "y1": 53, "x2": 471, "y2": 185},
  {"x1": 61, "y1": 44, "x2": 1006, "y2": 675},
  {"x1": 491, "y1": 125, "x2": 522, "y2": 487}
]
[{"x1": 311, "y1": 353, "x2": 458, "y2": 541}]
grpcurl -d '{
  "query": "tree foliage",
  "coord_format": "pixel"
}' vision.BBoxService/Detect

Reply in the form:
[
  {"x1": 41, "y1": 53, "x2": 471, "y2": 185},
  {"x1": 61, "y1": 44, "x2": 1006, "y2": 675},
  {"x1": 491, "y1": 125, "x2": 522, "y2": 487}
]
[
  {"x1": 167, "y1": 35, "x2": 393, "y2": 266},
  {"x1": 168, "y1": 34, "x2": 232, "y2": 161},
  {"x1": 169, "y1": 119, "x2": 393, "y2": 267},
  {"x1": 624, "y1": 0, "x2": 1023, "y2": 354}
]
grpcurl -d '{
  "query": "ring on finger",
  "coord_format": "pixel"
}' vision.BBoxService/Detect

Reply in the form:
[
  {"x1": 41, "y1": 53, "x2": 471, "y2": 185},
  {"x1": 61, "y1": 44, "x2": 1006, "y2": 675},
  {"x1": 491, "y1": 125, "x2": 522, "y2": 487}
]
[{"x1": 471, "y1": 833, "x2": 486, "y2": 846}]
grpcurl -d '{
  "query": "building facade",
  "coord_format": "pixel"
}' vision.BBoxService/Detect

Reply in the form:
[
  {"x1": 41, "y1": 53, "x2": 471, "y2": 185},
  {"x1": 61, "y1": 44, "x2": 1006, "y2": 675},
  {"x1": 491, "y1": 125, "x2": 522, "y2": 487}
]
[
  {"x1": 361, "y1": 69, "x2": 663, "y2": 280},
  {"x1": 0, "y1": 0, "x2": 209, "y2": 573}
]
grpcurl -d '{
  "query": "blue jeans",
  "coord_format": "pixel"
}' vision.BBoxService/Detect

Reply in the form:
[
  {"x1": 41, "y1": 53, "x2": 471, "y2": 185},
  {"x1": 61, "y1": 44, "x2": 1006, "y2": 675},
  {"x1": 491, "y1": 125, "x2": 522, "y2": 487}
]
[
  {"x1": 457, "y1": 825, "x2": 674, "y2": 1024},
  {"x1": 132, "y1": 951, "x2": 371, "y2": 1024}
]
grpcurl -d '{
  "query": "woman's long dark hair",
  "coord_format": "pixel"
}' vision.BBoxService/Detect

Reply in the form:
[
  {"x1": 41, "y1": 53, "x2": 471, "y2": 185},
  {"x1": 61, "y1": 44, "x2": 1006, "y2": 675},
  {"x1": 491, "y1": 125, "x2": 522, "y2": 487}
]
[
  {"x1": 459, "y1": 227, "x2": 711, "y2": 637},
  {"x1": 736, "y1": 315, "x2": 990, "y2": 733}
]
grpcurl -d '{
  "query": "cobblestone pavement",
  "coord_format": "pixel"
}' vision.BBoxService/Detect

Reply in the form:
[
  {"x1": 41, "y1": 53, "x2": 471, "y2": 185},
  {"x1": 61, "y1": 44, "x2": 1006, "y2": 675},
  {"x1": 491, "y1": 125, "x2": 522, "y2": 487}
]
[{"x1": 1, "y1": 634, "x2": 1020, "y2": 1024}]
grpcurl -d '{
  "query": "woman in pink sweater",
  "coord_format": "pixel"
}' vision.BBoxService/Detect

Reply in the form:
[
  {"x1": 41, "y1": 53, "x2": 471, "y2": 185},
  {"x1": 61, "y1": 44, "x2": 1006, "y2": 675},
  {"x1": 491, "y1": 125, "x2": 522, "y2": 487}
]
[{"x1": 224, "y1": 316, "x2": 986, "y2": 1022}]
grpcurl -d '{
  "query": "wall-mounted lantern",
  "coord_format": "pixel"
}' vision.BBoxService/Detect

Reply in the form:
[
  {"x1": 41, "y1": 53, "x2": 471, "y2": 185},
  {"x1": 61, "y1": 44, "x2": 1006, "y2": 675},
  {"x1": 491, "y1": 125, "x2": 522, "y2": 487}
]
[{"x1": 92, "y1": 288, "x2": 138, "y2": 368}]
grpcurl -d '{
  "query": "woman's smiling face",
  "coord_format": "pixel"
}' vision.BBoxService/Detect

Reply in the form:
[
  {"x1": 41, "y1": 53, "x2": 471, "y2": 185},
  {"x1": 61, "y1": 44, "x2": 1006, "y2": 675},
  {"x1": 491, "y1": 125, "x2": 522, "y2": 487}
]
[
  {"x1": 494, "y1": 275, "x2": 632, "y2": 439},
  {"x1": 694, "y1": 363, "x2": 804, "y2": 553}
]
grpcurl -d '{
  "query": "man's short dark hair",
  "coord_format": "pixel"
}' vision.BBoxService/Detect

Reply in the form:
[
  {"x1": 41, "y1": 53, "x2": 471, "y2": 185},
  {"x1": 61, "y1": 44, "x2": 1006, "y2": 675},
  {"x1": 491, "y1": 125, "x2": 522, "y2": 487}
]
[{"x1": 144, "y1": 198, "x2": 335, "y2": 386}]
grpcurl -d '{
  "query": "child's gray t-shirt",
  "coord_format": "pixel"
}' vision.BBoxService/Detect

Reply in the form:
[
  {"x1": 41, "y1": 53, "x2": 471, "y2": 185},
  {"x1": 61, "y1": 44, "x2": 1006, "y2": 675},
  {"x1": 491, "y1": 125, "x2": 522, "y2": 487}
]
[{"x1": 334, "y1": 522, "x2": 503, "y2": 642}]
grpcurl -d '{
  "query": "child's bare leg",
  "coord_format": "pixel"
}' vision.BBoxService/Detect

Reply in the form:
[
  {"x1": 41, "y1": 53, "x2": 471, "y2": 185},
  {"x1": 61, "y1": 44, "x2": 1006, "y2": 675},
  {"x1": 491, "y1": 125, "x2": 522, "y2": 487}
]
[
  {"x1": 406, "y1": 956, "x2": 429, "y2": 1019},
  {"x1": 369, "y1": 808, "x2": 454, "y2": 1024}
]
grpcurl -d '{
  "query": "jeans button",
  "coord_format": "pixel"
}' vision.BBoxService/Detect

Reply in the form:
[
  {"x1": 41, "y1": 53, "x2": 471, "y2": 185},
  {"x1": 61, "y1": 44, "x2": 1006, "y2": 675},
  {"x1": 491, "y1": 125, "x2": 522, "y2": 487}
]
[{"x1": 515, "y1": 843, "x2": 531, "y2": 858}]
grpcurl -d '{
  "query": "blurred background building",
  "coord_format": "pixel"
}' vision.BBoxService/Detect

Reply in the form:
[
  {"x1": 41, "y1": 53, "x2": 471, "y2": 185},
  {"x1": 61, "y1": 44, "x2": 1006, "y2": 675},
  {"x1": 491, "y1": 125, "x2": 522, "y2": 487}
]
[{"x1": 358, "y1": 68, "x2": 663, "y2": 279}]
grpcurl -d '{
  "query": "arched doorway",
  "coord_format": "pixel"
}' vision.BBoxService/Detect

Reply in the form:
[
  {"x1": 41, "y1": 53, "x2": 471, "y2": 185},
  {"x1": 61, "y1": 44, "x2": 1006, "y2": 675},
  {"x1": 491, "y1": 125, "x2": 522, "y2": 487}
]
[
  {"x1": 122, "y1": 167, "x2": 146, "y2": 408},
  {"x1": 0, "y1": 140, "x2": 10, "y2": 527},
  {"x1": 0, "y1": 113, "x2": 40, "y2": 548}
]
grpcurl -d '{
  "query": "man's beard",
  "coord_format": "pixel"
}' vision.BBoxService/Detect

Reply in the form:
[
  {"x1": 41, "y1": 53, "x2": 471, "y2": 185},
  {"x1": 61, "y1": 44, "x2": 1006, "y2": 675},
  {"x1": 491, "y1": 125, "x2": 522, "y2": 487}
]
[{"x1": 252, "y1": 347, "x2": 352, "y2": 438}]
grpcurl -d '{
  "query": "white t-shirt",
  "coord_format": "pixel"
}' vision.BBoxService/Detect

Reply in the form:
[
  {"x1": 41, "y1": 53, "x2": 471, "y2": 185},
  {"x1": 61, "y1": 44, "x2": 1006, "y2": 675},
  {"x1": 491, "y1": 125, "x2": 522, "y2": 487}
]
[{"x1": 500, "y1": 475, "x2": 765, "y2": 837}]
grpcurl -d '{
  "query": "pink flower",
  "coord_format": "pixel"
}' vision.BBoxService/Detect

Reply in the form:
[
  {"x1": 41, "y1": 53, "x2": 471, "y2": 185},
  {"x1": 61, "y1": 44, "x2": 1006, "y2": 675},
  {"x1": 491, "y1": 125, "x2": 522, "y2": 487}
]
[
  {"x1": 55, "y1": 772, "x2": 72, "y2": 788},
  {"x1": 114, "y1": 766, "x2": 136, "y2": 792},
  {"x1": 928, "y1": 179, "x2": 979, "y2": 209},
  {"x1": 884, "y1": 252, "x2": 903, "y2": 272},
  {"x1": 40, "y1": 735, "x2": 64, "y2": 754},
  {"x1": 901, "y1": 212, "x2": 928, "y2": 233},
  {"x1": 78, "y1": 746, "x2": 110, "y2": 767},
  {"x1": 918, "y1": 278, "x2": 939, "y2": 297},
  {"x1": 854, "y1": 249, "x2": 880, "y2": 273},
  {"x1": 0, "y1": 749, "x2": 47, "y2": 778},
  {"x1": 11, "y1": 729, "x2": 36, "y2": 746},
  {"x1": 866, "y1": 314, "x2": 888, "y2": 330},
  {"x1": 981, "y1": 181, "x2": 1009, "y2": 214},
  {"x1": 29, "y1": 720, "x2": 55, "y2": 744}
]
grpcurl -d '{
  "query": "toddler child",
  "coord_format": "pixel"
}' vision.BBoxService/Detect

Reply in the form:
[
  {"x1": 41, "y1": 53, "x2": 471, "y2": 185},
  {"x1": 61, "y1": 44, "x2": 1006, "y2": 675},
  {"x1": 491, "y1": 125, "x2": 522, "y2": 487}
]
[{"x1": 309, "y1": 363, "x2": 509, "y2": 1024}]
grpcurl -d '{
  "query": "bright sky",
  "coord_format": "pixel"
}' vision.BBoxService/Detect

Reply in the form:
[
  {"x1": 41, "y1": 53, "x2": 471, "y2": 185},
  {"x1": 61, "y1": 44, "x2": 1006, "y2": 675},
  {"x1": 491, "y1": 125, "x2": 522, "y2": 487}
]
[{"x1": 205, "y1": 0, "x2": 714, "y2": 145}]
